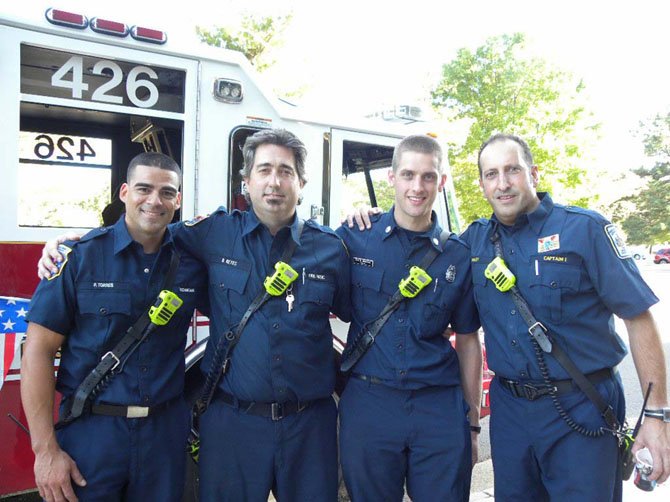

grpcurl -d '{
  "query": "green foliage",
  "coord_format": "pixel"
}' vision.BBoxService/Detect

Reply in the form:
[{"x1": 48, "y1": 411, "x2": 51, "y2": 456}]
[
  {"x1": 196, "y1": 14, "x2": 292, "y2": 72},
  {"x1": 431, "y1": 33, "x2": 599, "y2": 224},
  {"x1": 613, "y1": 112, "x2": 670, "y2": 245}
]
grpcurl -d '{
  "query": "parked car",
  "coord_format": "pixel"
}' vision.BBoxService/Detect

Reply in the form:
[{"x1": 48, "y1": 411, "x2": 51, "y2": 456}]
[{"x1": 654, "y1": 248, "x2": 670, "y2": 264}]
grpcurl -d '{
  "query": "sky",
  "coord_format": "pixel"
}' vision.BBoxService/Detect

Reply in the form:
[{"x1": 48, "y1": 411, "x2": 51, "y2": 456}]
[{"x1": 13, "y1": 0, "x2": 670, "y2": 181}]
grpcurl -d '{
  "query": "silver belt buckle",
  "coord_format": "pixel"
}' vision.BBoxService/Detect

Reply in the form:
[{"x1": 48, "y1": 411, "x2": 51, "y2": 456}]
[{"x1": 127, "y1": 405, "x2": 150, "y2": 418}]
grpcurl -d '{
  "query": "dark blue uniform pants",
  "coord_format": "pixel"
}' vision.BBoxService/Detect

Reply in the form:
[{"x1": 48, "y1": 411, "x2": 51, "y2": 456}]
[
  {"x1": 198, "y1": 395, "x2": 338, "y2": 501},
  {"x1": 490, "y1": 374, "x2": 625, "y2": 502},
  {"x1": 56, "y1": 398, "x2": 189, "y2": 501},
  {"x1": 339, "y1": 378, "x2": 472, "y2": 502}
]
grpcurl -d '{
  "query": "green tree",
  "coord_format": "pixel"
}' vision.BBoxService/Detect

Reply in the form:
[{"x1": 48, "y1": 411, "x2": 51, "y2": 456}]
[
  {"x1": 431, "y1": 33, "x2": 600, "y2": 224},
  {"x1": 196, "y1": 14, "x2": 292, "y2": 73},
  {"x1": 613, "y1": 112, "x2": 670, "y2": 245}
]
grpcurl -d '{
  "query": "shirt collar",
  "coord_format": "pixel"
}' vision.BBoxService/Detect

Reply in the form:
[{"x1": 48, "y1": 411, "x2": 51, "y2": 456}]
[
  {"x1": 242, "y1": 209, "x2": 303, "y2": 246},
  {"x1": 380, "y1": 208, "x2": 444, "y2": 251},
  {"x1": 112, "y1": 215, "x2": 175, "y2": 255}
]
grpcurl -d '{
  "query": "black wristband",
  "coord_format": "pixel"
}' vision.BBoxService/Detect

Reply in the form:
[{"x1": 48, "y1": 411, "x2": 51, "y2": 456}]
[{"x1": 470, "y1": 425, "x2": 482, "y2": 434}]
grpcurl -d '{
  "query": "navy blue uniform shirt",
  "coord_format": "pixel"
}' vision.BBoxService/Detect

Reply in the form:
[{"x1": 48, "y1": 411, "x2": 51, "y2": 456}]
[
  {"x1": 27, "y1": 217, "x2": 208, "y2": 405},
  {"x1": 461, "y1": 193, "x2": 659, "y2": 380},
  {"x1": 174, "y1": 208, "x2": 351, "y2": 403},
  {"x1": 336, "y1": 210, "x2": 480, "y2": 389}
]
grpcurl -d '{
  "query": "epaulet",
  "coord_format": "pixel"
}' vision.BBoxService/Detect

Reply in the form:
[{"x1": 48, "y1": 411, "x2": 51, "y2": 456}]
[
  {"x1": 563, "y1": 205, "x2": 608, "y2": 223},
  {"x1": 304, "y1": 218, "x2": 337, "y2": 235},
  {"x1": 472, "y1": 217, "x2": 490, "y2": 226},
  {"x1": 369, "y1": 212, "x2": 383, "y2": 224},
  {"x1": 446, "y1": 231, "x2": 471, "y2": 250},
  {"x1": 184, "y1": 206, "x2": 227, "y2": 227},
  {"x1": 79, "y1": 226, "x2": 110, "y2": 242}
]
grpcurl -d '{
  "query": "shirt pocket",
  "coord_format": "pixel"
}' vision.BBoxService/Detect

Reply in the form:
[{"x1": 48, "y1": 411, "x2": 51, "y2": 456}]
[
  {"x1": 528, "y1": 258, "x2": 581, "y2": 324},
  {"x1": 471, "y1": 261, "x2": 494, "y2": 316},
  {"x1": 209, "y1": 259, "x2": 251, "y2": 317},
  {"x1": 351, "y1": 265, "x2": 387, "y2": 317},
  {"x1": 419, "y1": 283, "x2": 451, "y2": 340},
  {"x1": 76, "y1": 288, "x2": 132, "y2": 356},
  {"x1": 298, "y1": 278, "x2": 336, "y2": 322}
]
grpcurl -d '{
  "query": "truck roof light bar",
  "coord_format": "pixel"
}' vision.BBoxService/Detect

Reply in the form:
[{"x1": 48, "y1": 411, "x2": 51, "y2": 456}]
[
  {"x1": 131, "y1": 26, "x2": 167, "y2": 44},
  {"x1": 90, "y1": 18, "x2": 129, "y2": 37},
  {"x1": 45, "y1": 8, "x2": 88, "y2": 29}
]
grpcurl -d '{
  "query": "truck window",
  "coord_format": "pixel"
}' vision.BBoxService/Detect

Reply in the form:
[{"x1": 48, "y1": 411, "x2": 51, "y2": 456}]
[
  {"x1": 18, "y1": 130, "x2": 112, "y2": 228},
  {"x1": 340, "y1": 140, "x2": 395, "y2": 221}
]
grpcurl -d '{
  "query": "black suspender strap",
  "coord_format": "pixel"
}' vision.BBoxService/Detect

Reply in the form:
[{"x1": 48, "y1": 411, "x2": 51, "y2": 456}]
[
  {"x1": 194, "y1": 220, "x2": 305, "y2": 417},
  {"x1": 340, "y1": 230, "x2": 451, "y2": 373},
  {"x1": 490, "y1": 229, "x2": 620, "y2": 433},
  {"x1": 57, "y1": 249, "x2": 181, "y2": 428}
]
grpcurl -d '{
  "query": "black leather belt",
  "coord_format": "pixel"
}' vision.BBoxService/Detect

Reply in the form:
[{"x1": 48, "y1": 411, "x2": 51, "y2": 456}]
[
  {"x1": 90, "y1": 395, "x2": 181, "y2": 418},
  {"x1": 498, "y1": 368, "x2": 614, "y2": 401},
  {"x1": 218, "y1": 390, "x2": 312, "y2": 421}
]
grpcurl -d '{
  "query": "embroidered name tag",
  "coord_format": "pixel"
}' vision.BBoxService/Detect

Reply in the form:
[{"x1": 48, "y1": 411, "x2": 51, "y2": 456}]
[
  {"x1": 307, "y1": 273, "x2": 327, "y2": 281},
  {"x1": 353, "y1": 257, "x2": 374, "y2": 267},
  {"x1": 222, "y1": 257, "x2": 238, "y2": 267},
  {"x1": 93, "y1": 282, "x2": 115, "y2": 288}
]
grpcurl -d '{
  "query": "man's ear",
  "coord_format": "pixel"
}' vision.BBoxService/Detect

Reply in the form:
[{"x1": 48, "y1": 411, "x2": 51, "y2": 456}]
[
  {"x1": 530, "y1": 165, "x2": 540, "y2": 187},
  {"x1": 387, "y1": 168, "x2": 396, "y2": 186},
  {"x1": 438, "y1": 173, "x2": 447, "y2": 192},
  {"x1": 119, "y1": 183, "x2": 129, "y2": 203}
]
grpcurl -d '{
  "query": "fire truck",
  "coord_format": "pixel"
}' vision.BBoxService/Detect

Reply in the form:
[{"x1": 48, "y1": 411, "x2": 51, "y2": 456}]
[{"x1": 0, "y1": 6, "x2": 491, "y2": 498}]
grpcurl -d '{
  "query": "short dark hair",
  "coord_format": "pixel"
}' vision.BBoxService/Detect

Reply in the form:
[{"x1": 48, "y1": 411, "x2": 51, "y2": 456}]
[
  {"x1": 477, "y1": 133, "x2": 533, "y2": 176},
  {"x1": 240, "y1": 128, "x2": 308, "y2": 184},
  {"x1": 127, "y1": 152, "x2": 182, "y2": 184},
  {"x1": 392, "y1": 135, "x2": 443, "y2": 173}
]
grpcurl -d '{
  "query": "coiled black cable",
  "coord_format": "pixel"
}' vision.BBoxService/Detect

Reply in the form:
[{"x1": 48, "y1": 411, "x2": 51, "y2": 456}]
[{"x1": 531, "y1": 335, "x2": 605, "y2": 437}]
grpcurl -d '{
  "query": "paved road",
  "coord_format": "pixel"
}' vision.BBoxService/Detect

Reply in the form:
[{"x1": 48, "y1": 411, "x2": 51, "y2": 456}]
[{"x1": 471, "y1": 262, "x2": 670, "y2": 500}]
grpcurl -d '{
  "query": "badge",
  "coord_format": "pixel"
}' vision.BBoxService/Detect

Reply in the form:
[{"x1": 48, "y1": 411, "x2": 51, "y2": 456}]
[
  {"x1": 537, "y1": 234, "x2": 560, "y2": 253},
  {"x1": 445, "y1": 265, "x2": 456, "y2": 283},
  {"x1": 605, "y1": 224, "x2": 631, "y2": 259},
  {"x1": 184, "y1": 214, "x2": 208, "y2": 226},
  {"x1": 47, "y1": 244, "x2": 72, "y2": 281}
]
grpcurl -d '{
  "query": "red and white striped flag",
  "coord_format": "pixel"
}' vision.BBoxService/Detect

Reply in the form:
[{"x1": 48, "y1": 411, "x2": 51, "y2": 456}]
[{"x1": 1, "y1": 296, "x2": 29, "y2": 391}]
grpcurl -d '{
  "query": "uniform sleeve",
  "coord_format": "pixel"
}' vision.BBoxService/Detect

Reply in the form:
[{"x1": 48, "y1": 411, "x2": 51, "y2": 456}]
[
  {"x1": 583, "y1": 217, "x2": 658, "y2": 319},
  {"x1": 330, "y1": 237, "x2": 352, "y2": 323},
  {"x1": 448, "y1": 249, "x2": 481, "y2": 334},
  {"x1": 26, "y1": 248, "x2": 79, "y2": 336},
  {"x1": 171, "y1": 213, "x2": 220, "y2": 261}
]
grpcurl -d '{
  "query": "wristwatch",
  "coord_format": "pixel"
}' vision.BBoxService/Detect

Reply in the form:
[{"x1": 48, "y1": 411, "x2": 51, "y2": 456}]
[{"x1": 644, "y1": 407, "x2": 670, "y2": 422}]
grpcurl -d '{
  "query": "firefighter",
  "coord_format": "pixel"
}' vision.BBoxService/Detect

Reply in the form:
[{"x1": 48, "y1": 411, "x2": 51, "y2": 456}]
[
  {"x1": 460, "y1": 133, "x2": 670, "y2": 500},
  {"x1": 337, "y1": 135, "x2": 482, "y2": 501},
  {"x1": 22, "y1": 153, "x2": 208, "y2": 502},
  {"x1": 173, "y1": 129, "x2": 351, "y2": 501}
]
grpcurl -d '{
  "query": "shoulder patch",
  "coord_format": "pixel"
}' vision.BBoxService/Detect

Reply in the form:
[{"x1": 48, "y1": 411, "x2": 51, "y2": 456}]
[
  {"x1": 604, "y1": 224, "x2": 631, "y2": 259},
  {"x1": 47, "y1": 244, "x2": 73, "y2": 281}
]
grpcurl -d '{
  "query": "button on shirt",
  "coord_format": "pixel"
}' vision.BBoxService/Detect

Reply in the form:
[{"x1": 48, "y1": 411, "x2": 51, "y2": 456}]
[
  {"x1": 174, "y1": 209, "x2": 351, "y2": 403},
  {"x1": 461, "y1": 193, "x2": 659, "y2": 380},
  {"x1": 336, "y1": 210, "x2": 480, "y2": 389},
  {"x1": 27, "y1": 217, "x2": 208, "y2": 405}
]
